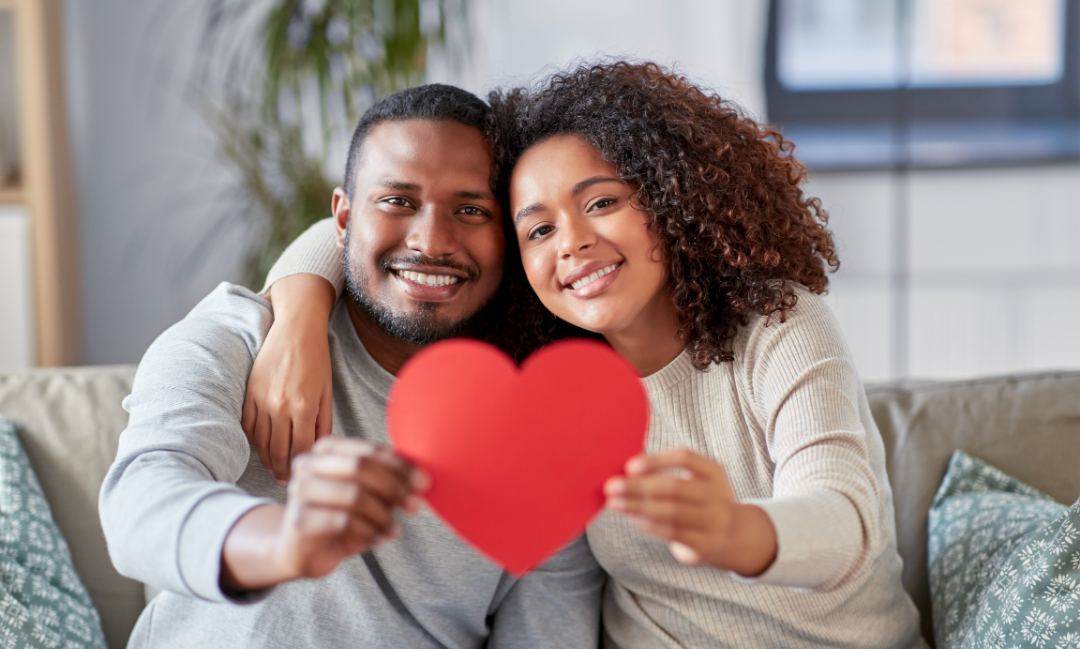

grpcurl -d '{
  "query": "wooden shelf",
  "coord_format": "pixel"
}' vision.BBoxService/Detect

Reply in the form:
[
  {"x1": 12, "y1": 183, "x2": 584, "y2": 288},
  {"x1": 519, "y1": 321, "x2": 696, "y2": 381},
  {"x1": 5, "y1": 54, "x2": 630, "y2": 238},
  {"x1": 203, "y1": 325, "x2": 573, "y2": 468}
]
[{"x1": 0, "y1": 186, "x2": 23, "y2": 204}]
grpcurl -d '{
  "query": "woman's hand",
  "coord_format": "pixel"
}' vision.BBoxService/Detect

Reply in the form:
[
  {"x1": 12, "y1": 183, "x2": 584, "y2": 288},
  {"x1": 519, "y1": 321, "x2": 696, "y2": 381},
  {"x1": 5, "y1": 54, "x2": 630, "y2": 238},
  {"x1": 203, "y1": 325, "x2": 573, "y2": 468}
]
[
  {"x1": 604, "y1": 448, "x2": 778, "y2": 577},
  {"x1": 243, "y1": 274, "x2": 337, "y2": 484}
]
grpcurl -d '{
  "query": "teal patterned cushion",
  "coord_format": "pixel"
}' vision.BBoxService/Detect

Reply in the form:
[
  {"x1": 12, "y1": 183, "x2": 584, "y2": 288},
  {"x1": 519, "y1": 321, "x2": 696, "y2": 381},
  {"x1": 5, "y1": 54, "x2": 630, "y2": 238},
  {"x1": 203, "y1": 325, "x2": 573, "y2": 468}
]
[
  {"x1": 0, "y1": 416, "x2": 106, "y2": 648},
  {"x1": 929, "y1": 450, "x2": 1080, "y2": 649}
]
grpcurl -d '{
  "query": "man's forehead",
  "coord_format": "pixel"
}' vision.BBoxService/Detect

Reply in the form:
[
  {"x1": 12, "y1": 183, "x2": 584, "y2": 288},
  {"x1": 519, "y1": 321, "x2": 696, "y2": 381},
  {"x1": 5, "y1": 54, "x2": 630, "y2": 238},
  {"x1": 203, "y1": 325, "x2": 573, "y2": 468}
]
[
  {"x1": 360, "y1": 119, "x2": 489, "y2": 165},
  {"x1": 350, "y1": 119, "x2": 496, "y2": 198}
]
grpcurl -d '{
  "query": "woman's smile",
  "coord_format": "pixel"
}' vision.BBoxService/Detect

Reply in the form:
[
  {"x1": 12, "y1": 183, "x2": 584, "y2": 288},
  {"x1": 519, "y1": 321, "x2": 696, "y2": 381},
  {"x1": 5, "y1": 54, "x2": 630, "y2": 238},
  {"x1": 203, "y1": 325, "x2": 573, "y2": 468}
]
[{"x1": 563, "y1": 260, "x2": 622, "y2": 296}]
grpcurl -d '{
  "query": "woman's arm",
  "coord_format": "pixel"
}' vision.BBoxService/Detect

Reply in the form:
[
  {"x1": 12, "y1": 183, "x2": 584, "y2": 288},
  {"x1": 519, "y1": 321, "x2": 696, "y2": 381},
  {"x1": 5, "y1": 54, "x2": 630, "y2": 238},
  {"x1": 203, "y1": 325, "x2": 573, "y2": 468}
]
[{"x1": 242, "y1": 218, "x2": 343, "y2": 483}]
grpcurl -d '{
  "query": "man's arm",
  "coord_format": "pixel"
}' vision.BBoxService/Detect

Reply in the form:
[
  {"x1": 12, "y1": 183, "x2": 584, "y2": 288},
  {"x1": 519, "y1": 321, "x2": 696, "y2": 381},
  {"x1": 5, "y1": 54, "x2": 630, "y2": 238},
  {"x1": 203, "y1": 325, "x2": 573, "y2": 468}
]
[
  {"x1": 99, "y1": 283, "x2": 276, "y2": 602},
  {"x1": 99, "y1": 283, "x2": 419, "y2": 602},
  {"x1": 488, "y1": 534, "x2": 604, "y2": 648}
]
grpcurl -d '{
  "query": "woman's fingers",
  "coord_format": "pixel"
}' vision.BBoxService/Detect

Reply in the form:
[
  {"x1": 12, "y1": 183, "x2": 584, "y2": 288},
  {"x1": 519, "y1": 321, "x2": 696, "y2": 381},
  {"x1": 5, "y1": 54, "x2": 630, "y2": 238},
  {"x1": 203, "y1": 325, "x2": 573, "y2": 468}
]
[
  {"x1": 253, "y1": 408, "x2": 275, "y2": 483},
  {"x1": 290, "y1": 397, "x2": 319, "y2": 458},
  {"x1": 269, "y1": 412, "x2": 293, "y2": 484},
  {"x1": 606, "y1": 473, "x2": 710, "y2": 506},
  {"x1": 241, "y1": 394, "x2": 257, "y2": 441},
  {"x1": 315, "y1": 380, "x2": 334, "y2": 442},
  {"x1": 618, "y1": 496, "x2": 711, "y2": 530},
  {"x1": 625, "y1": 448, "x2": 726, "y2": 480}
]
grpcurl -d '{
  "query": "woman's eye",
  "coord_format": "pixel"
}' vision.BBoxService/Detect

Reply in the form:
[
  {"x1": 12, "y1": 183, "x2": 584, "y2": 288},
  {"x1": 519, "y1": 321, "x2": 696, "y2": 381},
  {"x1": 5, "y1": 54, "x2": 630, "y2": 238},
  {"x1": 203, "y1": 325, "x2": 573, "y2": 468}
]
[
  {"x1": 460, "y1": 206, "x2": 484, "y2": 216},
  {"x1": 528, "y1": 224, "x2": 554, "y2": 240},
  {"x1": 590, "y1": 198, "x2": 616, "y2": 211}
]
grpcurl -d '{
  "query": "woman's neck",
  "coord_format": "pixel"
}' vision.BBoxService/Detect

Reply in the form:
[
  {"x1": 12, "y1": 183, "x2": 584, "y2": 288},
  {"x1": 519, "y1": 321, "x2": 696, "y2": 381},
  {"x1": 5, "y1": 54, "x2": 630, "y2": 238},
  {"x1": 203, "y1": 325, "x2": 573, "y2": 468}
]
[{"x1": 603, "y1": 289, "x2": 684, "y2": 377}]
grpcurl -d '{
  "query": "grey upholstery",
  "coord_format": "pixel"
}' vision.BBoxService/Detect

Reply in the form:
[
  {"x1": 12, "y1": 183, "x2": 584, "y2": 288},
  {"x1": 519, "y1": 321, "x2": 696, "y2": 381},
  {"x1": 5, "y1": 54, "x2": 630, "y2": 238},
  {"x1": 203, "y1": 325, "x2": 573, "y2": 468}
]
[
  {"x1": 0, "y1": 365, "x2": 1076, "y2": 648},
  {"x1": 866, "y1": 371, "x2": 1080, "y2": 646},
  {"x1": 0, "y1": 366, "x2": 140, "y2": 649}
]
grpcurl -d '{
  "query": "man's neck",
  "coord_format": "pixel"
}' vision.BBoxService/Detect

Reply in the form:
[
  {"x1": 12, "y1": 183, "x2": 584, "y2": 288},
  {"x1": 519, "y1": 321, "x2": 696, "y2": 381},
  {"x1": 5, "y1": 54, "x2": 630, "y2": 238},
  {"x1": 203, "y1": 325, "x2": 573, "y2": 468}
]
[{"x1": 345, "y1": 300, "x2": 424, "y2": 376}]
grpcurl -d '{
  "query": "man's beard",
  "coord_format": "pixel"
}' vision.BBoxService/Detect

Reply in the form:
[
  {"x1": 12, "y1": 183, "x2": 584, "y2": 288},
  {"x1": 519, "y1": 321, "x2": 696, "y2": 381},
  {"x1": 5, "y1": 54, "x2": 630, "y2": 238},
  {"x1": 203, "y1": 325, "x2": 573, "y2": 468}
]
[{"x1": 342, "y1": 226, "x2": 484, "y2": 346}]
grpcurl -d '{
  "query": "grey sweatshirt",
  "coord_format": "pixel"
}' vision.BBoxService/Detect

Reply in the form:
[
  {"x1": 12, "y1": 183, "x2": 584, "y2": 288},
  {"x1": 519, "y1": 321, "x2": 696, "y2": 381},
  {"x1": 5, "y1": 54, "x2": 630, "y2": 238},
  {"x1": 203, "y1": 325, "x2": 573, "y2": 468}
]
[{"x1": 99, "y1": 283, "x2": 604, "y2": 649}]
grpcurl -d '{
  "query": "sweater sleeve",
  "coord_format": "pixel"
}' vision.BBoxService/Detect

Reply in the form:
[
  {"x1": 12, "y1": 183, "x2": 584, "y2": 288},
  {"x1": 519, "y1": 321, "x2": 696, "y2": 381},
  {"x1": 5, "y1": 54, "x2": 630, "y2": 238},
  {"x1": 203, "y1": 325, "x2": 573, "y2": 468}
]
[
  {"x1": 99, "y1": 283, "x2": 277, "y2": 603},
  {"x1": 738, "y1": 288, "x2": 884, "y2": 592},
  {"x1": 260, "y1": 218, "x2": 345, "y2": 296}
]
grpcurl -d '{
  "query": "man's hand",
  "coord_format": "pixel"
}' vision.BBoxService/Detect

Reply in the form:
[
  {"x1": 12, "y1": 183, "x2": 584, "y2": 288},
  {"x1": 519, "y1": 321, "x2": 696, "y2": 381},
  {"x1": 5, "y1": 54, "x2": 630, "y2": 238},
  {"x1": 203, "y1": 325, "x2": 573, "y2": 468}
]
[
  {"x1": 242, "y1": 273, "x2": 337, "y2": 485},
  {"x1": 603, "y1": 448, "x2": 777, "y2": 577},
  {"x1": 222, "y1": 438, "x2": 429, "y2": 591}
]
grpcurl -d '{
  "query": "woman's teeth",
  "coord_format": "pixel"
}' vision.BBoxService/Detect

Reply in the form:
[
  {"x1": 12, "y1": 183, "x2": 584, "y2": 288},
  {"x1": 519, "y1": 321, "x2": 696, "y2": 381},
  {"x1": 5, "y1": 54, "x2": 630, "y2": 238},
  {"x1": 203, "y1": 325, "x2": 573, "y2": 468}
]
[
  {"x1": 397, "y1": 270, "x2": 460, "y2": 287},
  {"x1": 570, "y1": 264, "x2": 619, "y2": 290}
]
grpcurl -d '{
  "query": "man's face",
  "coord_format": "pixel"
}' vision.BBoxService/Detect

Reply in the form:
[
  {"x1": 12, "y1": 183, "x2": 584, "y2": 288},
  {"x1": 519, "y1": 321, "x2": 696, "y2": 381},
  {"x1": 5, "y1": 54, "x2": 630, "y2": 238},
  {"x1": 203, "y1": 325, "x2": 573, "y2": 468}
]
[{"x1": 334, "y1": 119, "x2": 505, "y2": 345}]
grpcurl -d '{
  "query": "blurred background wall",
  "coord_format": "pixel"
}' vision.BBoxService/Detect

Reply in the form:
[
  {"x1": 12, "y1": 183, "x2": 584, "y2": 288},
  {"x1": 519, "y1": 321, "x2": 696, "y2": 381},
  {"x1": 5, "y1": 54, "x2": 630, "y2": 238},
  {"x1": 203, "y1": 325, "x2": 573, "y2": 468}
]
[{"x1": 1, "y1": 0, "x2": 1077, "y2": 383}]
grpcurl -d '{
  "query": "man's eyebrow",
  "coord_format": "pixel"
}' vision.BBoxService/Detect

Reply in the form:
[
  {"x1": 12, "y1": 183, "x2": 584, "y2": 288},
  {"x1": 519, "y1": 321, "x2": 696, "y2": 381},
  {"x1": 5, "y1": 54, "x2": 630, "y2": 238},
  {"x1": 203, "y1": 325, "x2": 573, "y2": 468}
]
[
  {"x1": 377, "y1": 180, "x2": 421, "y2": 191},
  {"x1": 455, "y1": 190, "x2": 496, "y2": 201},
  {"x1": 514, "y1": 203, "x2": 546, "y2": 225},
  {"x1": 571, "y1": 175, "x2": 623, "y2": 196}
]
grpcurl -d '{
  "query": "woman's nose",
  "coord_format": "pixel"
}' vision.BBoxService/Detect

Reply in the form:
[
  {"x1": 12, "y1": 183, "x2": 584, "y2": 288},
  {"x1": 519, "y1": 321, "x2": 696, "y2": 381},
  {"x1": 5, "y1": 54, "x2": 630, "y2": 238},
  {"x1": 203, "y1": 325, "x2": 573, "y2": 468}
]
[{"x1": 557, "y1": 214, "x2": 596, "y2": 258}]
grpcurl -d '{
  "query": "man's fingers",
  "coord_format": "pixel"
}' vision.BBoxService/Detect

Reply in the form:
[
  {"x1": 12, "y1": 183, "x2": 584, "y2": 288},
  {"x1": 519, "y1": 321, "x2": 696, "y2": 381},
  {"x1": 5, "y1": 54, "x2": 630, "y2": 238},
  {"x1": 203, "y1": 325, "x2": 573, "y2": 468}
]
[
  {"x1": 312, "y1": 438, "x2": 415, "y2": 484},
  {"x1": 625, "y1": 449, "x2": 725, "y2": 480},
  {"x1": 303, "y1": 451, "x2": 412, "y2": 507},
  {"x1": 290, "y1": 473, "x2": 398, "y2": 537}
]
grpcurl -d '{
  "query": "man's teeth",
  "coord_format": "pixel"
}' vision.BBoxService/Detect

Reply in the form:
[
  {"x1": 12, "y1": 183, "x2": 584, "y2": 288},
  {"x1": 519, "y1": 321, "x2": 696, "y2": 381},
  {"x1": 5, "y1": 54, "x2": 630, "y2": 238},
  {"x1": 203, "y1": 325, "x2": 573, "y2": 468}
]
[
  {"x1": 570, "y1": 264, "x2": 619, "y2": 290},
  {"x1": 397, "y1": 270, "x2": 461, "y2": 287}
]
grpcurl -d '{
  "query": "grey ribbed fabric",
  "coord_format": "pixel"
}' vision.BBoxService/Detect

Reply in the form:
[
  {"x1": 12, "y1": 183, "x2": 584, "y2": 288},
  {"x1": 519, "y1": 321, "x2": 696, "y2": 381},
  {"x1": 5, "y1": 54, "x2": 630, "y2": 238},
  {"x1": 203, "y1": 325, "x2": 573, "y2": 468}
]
[
  {"x1": 590, "y1": 286, "x2": 925, "y2": 649},
  {"x1": 265, "y1": 222, "x2": 928, "y2": 647},
  {"x1": 260, "y1": 218, "x2": 345, "y2": 296},
  {"x1": 99, "y1": 283, "x2": 604, "y2": 649}
]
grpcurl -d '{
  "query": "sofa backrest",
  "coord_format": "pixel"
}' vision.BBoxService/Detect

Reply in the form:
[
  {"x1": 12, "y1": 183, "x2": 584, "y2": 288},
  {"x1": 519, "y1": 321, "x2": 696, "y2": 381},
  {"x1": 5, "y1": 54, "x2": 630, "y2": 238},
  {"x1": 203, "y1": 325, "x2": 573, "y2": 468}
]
[
  {"x1": 866, "y1": 371, "x2": 1080, "y2": 646},
  {"x1": 0, "y1": 366, "x2": 140, "y2": 649}
]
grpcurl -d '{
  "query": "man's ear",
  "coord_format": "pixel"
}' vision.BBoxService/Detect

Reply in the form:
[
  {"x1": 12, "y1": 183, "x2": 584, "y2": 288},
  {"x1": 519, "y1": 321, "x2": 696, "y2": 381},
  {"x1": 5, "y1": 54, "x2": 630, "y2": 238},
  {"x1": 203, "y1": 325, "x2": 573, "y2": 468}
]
[{"x1": 331, "y1": 187, "x2": 350, "y2": 250}]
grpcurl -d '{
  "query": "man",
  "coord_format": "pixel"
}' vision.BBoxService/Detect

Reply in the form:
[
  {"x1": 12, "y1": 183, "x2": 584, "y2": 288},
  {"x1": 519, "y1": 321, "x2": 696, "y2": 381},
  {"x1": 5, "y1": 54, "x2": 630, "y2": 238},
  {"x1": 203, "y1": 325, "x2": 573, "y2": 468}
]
[{"x1": 99, "y1": 84, "x2": 604, "y2": 648}]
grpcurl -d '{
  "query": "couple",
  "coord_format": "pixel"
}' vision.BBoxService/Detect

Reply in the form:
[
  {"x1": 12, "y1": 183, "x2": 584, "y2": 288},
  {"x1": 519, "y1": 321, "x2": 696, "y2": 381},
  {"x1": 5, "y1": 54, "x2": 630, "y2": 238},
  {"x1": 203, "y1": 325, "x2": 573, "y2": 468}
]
[{"x1": 100, "y1": 62, "x2": 924, "y2": 648}]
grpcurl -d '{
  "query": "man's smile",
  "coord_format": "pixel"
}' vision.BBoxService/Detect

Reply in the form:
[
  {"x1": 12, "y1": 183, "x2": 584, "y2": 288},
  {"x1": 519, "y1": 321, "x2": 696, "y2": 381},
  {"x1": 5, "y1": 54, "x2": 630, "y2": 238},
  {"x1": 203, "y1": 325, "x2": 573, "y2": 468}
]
[{"x1": 389, "y1": 263, "x2": 471, "y2": 302}]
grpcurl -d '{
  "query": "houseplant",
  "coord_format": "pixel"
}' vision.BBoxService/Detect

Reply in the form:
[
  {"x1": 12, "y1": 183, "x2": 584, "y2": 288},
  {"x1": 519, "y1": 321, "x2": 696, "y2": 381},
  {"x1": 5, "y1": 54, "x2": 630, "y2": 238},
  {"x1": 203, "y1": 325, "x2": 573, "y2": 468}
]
[{"x1": 201, "y1": 0, "x2": 461, "y2": 287}]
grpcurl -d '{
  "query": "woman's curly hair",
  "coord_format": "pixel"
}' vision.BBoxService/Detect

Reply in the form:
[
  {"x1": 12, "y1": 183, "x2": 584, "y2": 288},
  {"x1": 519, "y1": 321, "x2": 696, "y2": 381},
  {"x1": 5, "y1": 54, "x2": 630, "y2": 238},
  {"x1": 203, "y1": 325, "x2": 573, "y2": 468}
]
[{"x1": 484, "y1": 60, "x2": 839, "y2": 370}]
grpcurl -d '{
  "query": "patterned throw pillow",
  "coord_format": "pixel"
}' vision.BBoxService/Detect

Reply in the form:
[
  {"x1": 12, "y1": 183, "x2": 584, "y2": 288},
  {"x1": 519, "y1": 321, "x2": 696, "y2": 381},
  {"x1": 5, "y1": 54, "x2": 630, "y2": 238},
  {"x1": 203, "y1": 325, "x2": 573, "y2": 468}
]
[
  {"x1": 0, "y1": 416, "x2": 106, "y2": 649},
  {"x1": 929, "y1": 450, "x2": 1080, "y2": 649}
]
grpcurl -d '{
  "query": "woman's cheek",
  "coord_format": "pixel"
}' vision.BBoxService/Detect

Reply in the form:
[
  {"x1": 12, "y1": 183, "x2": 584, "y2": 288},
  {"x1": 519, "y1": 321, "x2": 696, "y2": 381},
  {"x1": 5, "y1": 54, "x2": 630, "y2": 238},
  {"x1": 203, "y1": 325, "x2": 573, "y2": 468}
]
[{"x1": 522, "y1": 249, "x2": 564, "y2": 315}]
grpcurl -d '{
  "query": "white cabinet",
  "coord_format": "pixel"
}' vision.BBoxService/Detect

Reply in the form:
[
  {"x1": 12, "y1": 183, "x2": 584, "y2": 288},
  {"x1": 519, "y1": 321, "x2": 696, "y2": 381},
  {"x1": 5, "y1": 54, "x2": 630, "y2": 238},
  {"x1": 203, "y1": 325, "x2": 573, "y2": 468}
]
[{"x1": 0, "y1": 205, "x2": 33, "y2": 368}]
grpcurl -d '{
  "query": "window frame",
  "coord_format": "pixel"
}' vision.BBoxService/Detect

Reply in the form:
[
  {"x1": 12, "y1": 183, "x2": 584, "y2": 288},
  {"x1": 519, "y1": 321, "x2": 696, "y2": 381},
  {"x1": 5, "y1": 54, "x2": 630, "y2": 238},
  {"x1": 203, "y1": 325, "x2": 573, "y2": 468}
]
[{"x1": 765, "y1": 0, "x2": 1080, "y2": 131}]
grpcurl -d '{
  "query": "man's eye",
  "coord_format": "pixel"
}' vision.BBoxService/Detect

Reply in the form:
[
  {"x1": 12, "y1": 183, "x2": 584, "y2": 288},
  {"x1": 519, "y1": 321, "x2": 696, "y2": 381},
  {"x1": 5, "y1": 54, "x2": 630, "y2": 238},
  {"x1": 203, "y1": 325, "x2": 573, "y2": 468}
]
[
  {"x1": 460, "y1": 206, "x2": 484, "y2": 216},
  {"x1": 386, "y1": 197, "x2": 411, "y2": 207},
  {"x1": 528, "y1": 224, "x2": 554, "y2": 240}
]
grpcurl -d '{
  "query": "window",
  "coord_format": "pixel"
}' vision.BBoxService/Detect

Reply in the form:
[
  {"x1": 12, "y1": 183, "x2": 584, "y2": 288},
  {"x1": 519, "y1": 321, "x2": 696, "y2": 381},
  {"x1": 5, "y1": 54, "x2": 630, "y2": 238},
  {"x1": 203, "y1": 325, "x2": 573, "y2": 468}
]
[{"x1": 765, "y1": 0, "x2": 1080, "y2": 168}]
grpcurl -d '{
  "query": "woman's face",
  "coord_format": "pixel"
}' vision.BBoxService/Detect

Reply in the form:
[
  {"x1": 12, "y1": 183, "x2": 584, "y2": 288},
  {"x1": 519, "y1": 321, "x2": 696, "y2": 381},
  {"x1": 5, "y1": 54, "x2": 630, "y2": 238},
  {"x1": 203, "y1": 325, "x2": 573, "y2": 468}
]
[{"x1": 510, "y1": 134, "x2": 674, "y2": 338}]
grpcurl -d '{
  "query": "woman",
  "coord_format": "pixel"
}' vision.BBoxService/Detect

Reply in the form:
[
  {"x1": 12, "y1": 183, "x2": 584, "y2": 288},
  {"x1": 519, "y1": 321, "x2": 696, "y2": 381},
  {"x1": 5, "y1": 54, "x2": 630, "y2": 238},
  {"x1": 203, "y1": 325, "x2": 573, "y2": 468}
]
[{"x1": 246, "y1": 62, "x2": 924, "y2": 647}]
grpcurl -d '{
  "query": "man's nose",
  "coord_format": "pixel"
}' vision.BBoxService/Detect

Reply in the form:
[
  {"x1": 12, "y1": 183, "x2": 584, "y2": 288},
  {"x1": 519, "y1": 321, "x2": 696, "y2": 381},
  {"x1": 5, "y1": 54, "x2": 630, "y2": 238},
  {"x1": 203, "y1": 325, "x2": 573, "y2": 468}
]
[
  {"x1": 557, "y1": 213, "x2": 596, "y2": 259},
  {"x1": 405, "y1": 210, "x2": 458, "y2": 258}
]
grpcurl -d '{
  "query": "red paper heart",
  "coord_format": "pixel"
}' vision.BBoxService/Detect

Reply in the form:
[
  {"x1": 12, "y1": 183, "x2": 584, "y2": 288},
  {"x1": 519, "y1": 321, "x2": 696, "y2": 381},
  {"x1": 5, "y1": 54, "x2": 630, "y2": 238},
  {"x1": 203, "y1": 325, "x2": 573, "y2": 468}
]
[{"x1": 387, "y1": 338, "x2": 648, "y2": 575}]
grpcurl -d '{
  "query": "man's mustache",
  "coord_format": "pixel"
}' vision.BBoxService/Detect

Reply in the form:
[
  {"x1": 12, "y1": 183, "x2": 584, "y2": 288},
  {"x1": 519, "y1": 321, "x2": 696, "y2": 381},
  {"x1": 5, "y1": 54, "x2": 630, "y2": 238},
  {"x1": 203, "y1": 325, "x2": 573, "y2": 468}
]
[{"x1": 380, "y1": 255, "x2": 479, "y2": 282}]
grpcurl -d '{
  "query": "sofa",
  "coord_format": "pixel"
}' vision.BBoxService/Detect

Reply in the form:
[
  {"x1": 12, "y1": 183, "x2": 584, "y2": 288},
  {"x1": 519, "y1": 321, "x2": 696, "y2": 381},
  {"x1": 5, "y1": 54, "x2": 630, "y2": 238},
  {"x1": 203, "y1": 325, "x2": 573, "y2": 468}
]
[{"x1": 0, "y1": 365, "x2": 1077, "y2": 648}]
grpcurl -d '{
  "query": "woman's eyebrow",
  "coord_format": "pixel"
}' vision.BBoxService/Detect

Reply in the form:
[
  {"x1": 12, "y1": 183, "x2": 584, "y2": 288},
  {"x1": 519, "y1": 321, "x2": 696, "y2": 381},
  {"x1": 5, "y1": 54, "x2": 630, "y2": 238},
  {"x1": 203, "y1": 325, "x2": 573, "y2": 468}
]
[
  {"x1": 570, "y1": 175, "x2": 622, "y2": 196},
  {"x1": 514, "y1": 202, "x2": 546, "y2": 225}
]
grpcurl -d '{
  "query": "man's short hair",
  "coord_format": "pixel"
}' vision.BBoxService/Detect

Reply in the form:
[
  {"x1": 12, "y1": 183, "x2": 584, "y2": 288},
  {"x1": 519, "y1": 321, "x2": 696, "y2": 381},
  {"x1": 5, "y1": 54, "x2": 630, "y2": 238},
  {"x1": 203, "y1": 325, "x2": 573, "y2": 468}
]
[{"x1": 343, "y1": 84, "x2": 490, "y2": 199}]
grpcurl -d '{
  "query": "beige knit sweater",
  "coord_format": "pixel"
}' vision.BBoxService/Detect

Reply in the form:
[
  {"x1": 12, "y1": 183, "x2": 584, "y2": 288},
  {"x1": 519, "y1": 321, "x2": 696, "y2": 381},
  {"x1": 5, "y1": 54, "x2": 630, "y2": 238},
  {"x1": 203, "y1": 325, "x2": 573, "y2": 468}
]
[{"x1": 265, "y1": 219, "x2": 926, "y2": 648}]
